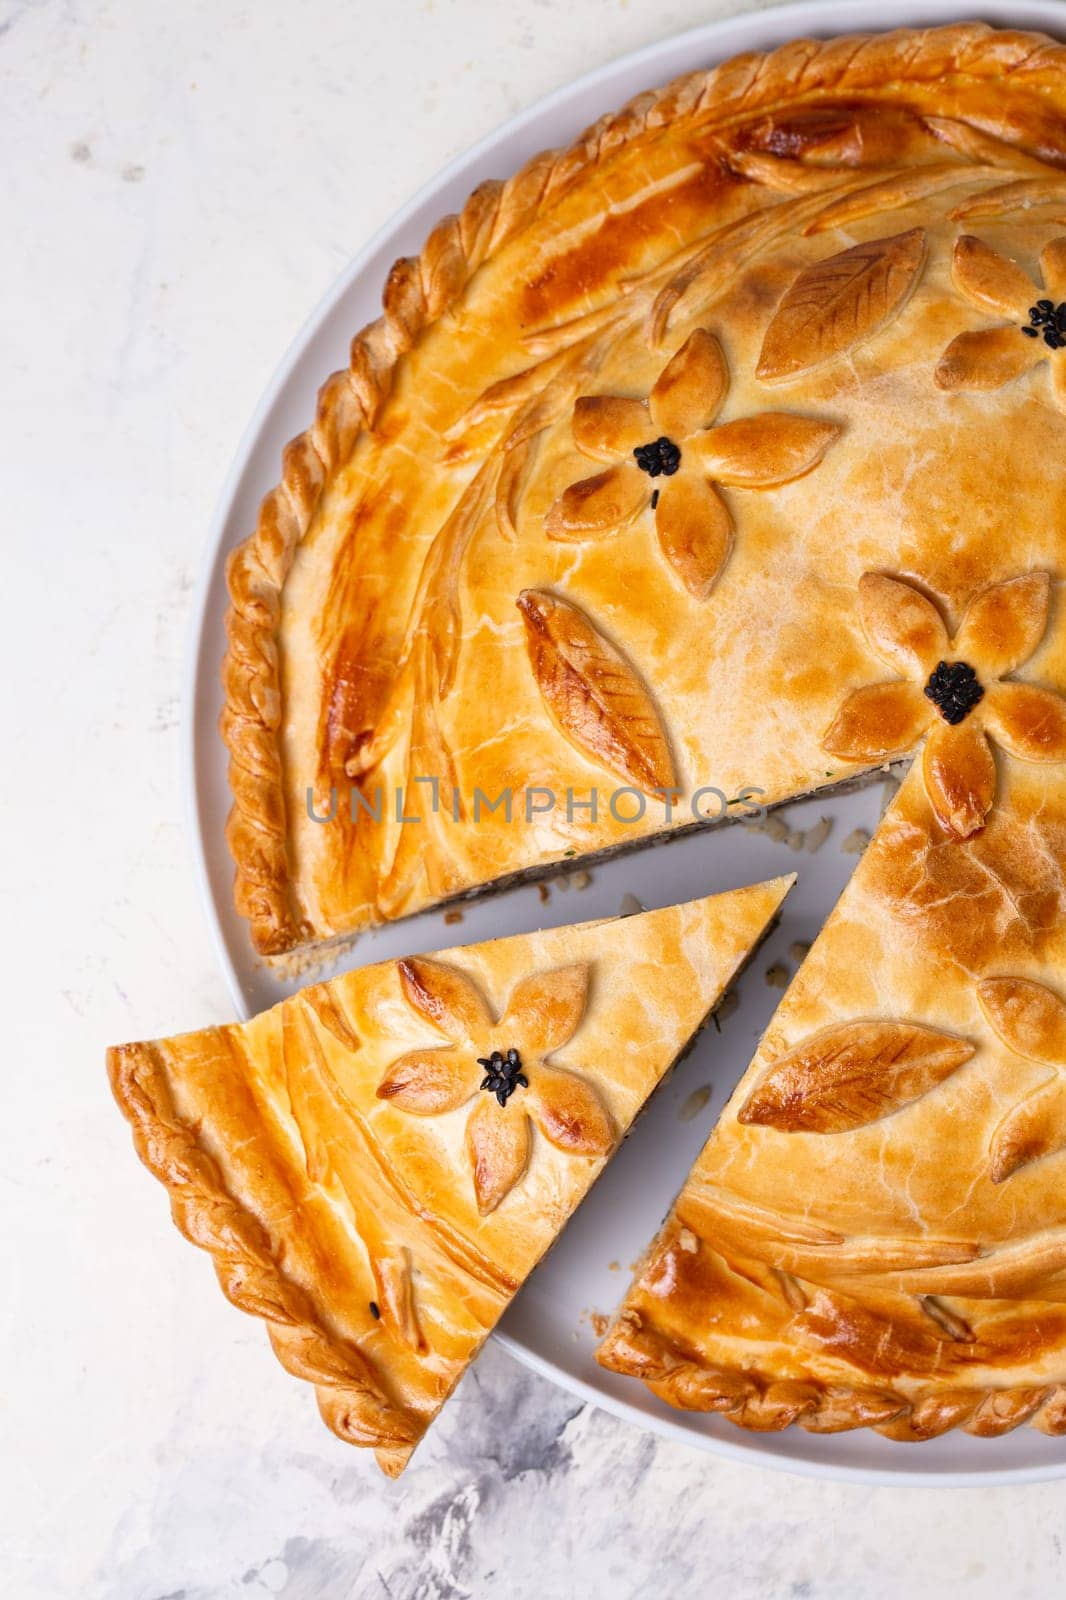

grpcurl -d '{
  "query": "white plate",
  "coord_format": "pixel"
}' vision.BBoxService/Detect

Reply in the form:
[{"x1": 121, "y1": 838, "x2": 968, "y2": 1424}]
[{"x1": 186, "y1": 0, "x2": 1066, "y2": 1484}]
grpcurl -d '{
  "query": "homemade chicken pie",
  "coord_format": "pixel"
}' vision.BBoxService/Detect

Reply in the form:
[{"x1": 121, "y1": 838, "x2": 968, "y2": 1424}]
[
  {"x1": 107, "y1": 885, "x2": 789, "y2": 1474},
  {"x1": 223, "y1": 20, "x2": 1066, "y2": 957}
]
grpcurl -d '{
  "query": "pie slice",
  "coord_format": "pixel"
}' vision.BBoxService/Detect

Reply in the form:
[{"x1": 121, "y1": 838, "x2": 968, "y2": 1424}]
[
  {"x1": 598, "y1": 765, "x2": 1066, "y2": 1442},
  {"x1": 223, "y1": 20, "x2": 1066, "y2": 956},
  {"x1": 107, "y1": 880, "x2": 790, "y2": 1474}
]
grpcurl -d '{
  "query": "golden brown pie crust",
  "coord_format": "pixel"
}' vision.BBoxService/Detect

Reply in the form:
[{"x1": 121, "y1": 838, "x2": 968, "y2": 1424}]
[
  {"x1": 222, "y1": 21, "x2": 1066, "y2": 956},
  {"x1": 214, "y1": 17, "x2": 1066, "y2": 1449},
  {"x1": 597, "y1": 766, "x2": 1066, "y2": 1442},
  {"x1": 108, "y1": 885, "x2": 789, "y2": 1474}
]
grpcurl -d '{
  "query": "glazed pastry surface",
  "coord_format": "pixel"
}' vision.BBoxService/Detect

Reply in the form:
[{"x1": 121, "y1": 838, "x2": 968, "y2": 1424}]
[
  {"x1": 108, "y1": 883, "x2": 789, "y2": 1474},
  {"x1": 216, "y1": 17, "x2": 1066, "y2": 1448},
  {"x1": 598, "y1": 769, "x2": 1066, "y2": 1441},
  {"x1": 222, "y1": 22, "x2": 1066, "y2": 955}
]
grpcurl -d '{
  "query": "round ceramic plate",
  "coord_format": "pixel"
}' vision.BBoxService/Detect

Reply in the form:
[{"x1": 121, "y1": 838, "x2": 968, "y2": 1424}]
[{"x1": 187, "y1": 0, "x2": 1066, "y2": 1485}]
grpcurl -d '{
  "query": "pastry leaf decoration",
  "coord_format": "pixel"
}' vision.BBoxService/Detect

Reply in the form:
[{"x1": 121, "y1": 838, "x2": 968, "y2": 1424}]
[
  {"x1": 978, "y1": 977, "x2": 1066, "y2": 1066},
  {"x1": 757, "y1": 228, "x2": 927, "y2": 381},
  {"x1": 949, "y1": 178, "x2": 1066, "y2": 223},
  {"x1": 301, "y1": 983, "x2": 362, "y2": 1052},
  {"x1": 465, "y1": 1096, "x2": 532, "y2": 1216},
  {"x1": 517, "y1": 589, "x2": 677, "y2": 794},
  {"x1": 737, "y1": 1020, "x2": 975, "y2": 1134},
  {"x1": 978, "y1": 977, "x2": 1066, "y2": 1182},
  {"x1": 378, "y1": 957, "x2": 613, "y2": 1215},
  {"x1": 374, "y1": 1248, "x2": 426, "y2": 1352},
  {"x1": 803, "y1": 166, "x2": 977, "y2": 236},
  {"x1": 989, "y1": 1078, "x2": 1066, "y2": 1186}
]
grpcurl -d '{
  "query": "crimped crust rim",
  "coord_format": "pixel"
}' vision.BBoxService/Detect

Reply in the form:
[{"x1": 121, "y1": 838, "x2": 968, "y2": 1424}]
[
  {"x1": 107, "y1": 1040, "x2": 423, "y2": 1472},
  {"x1": 596, "y1": 1304, "x2": 1066, "y2": 1442}
]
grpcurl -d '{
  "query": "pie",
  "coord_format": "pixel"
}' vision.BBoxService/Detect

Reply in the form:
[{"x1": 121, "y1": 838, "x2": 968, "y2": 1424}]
[
  {"x1": 597, "y1": 764, "x2": 1066, "y2": 1441},
  {"x1": 107, "y1": 882, "x2": 789, "y2": 1474},
  {"x1": 224, "y1": 19, "x2": 1066, "y2": 957},
  {"x1": 154, "y1": 16, "x2": 1066, "y2": 1455}
]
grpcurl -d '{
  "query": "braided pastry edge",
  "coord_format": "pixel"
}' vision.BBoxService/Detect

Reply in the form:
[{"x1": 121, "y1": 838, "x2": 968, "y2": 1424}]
[
  {"x1": 220, "y1": 20, "x2": 1066, "y2": 955},
  {"x1": 107, "y1": 1041, "x2": 423, "y2": 1473},
  {"x1": 597, "y1": 1305, "x2": 1066, "y2": 1442}
]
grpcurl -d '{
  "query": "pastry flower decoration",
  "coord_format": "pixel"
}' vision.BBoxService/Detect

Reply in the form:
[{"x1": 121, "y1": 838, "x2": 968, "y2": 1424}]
[
  {"x1": 935, "y1": 234, "x2": 1066, "y2": 409},
  {"x1": 824, "y1": 571, "x2": 1066, "y2": 839},
  {"x1": 978, "y1": 977, "x2": 1066, "y2": 1182},
  {"x1": 545, "y1": 328, "x2": 840, "y2": 600},
  {"x1": 377, "y1": 957, "x2": 613, "y2": 1214}
]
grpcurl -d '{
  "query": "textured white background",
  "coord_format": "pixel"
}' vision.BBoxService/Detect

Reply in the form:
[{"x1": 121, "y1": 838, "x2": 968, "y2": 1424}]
[{"x1": 4, "y1": 0, "x2": 1066, "y2": 1595}]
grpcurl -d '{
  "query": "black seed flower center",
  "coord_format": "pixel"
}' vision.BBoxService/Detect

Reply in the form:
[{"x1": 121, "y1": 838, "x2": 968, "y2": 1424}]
[
  {"x1": 924, "y1": 660, "x2": 984, "y2": 725},
  {"x1": 1022, "y1": 299, "x2": 1066, "y2": 350},
  {"x1": 477, "y1": 1047, "x2": 528, "y2": 1107},
  {"x1": 633, "y1": 436, "x2": 681, "y2": 478}
]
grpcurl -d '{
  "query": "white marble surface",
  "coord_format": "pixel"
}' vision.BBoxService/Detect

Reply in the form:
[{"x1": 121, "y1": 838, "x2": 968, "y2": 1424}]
[{"x1": 5, "y1": 0, "x2": 1066, "y2": 1594}]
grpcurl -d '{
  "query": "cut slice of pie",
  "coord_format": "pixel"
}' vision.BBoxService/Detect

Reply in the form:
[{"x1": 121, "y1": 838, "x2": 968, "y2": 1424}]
[
  {"x1": 223, "y1": 21, "x2": 1066, "y2": 955},
  {"x1": 107, "y1": 880, "x2": 790, "y2": 1474},
  {"x1": 598, "y1": 764, "x2": 1066, "y2": 1442}
]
